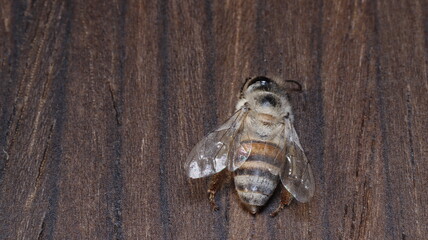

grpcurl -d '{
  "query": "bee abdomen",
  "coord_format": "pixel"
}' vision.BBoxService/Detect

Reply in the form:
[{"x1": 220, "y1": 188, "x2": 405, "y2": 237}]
[
  {"x1": 234, "y1": 141, "x2": 283, "y2": 207},
  {"x1": 234, "y1": 161, "x2": 280, "y2": 206}
]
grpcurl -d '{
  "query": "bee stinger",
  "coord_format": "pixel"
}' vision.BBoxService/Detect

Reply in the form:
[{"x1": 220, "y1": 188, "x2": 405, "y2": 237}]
[{"x1": 185, "y1": 76, "x2": 314, "y2": 216}]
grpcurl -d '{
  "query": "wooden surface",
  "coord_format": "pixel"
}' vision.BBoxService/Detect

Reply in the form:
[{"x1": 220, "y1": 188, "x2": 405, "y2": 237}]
[{"x1": 1, "y1": 0, "x2": 427, "y2": 239}]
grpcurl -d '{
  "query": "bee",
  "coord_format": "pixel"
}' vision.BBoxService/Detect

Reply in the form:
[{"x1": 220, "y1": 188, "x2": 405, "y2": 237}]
[{"x1": 185, "y1": 76, "x2": 314, "y2": 216}]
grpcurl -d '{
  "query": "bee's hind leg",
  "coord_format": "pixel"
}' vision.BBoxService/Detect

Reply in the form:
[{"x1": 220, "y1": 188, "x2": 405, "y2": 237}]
[
  {"x1": 270, "y1": 188, "x2": 293, "y2": 217},
  {"x1": 208, "y1": 170, "x2": 229, "y2": 211}
]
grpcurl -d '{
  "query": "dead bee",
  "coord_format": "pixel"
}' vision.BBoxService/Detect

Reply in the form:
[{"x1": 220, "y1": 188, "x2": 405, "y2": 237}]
[{"x1": 185, "y1": 76, "x2": 314, "y2": 216}]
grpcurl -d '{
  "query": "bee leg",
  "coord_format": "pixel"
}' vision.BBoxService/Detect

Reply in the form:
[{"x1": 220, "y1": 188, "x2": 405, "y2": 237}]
[
  {"x1": 270, "y1": 189, "x2": 293, "y2": 217},
  {"x1": 207, "y1": 170, "x2": 228, "y2": 211}
]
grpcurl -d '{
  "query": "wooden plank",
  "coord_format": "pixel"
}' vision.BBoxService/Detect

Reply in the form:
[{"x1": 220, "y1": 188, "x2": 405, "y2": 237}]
[{"x1": 0, "y1": 0, "x2": 427, "y2": 239}]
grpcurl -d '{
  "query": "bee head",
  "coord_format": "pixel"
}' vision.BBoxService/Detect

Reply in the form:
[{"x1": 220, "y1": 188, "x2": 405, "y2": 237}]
[
  {"x1": 236, "y1": 76, "x2": 294, "y2": 120},
  {"x1": 240, "y1": 77, "x2": 284, "y2": 105},
  {"x1": 240, "y1": 76, "x2": 278, "y2": 95}
]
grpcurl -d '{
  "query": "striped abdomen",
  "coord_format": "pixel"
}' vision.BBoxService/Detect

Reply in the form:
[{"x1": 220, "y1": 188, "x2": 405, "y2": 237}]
[{"x1": 234, "y1": 141, "x2": 283, "y2": 213}]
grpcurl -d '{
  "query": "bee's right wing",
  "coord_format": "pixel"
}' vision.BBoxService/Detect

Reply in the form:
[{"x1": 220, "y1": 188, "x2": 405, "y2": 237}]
[
  {"x1": 279, "y1": 119, "x2": 315, "y2": 203},
  {"x1": 185, "y1": 108, "x2": 249, "y2": 179}
]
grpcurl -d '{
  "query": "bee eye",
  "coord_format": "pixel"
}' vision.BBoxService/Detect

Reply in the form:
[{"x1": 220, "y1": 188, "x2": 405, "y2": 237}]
[
  {"x1": 248, "y1": 76, "x2": 273, "y2": 87},
  {"x1": 260, "y1": 80, "x2": 268, "y2": 86},
  {"x1": 245, "y1": 76, "x2": 275, "y2": 92}
]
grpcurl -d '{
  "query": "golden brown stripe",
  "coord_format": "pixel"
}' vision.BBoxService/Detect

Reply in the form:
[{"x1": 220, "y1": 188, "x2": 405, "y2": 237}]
[
  {"x1": 240, "y1": 141, "x2": 284, "y2": 160},
  {"x1": 237, "y1": 161, "x2": 281, "y2": 175}
]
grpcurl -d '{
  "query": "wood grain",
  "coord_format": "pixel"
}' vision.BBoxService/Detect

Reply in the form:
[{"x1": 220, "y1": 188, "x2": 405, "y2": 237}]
[{"x1": 1, "y1": 0, "x2": 427, "y2": 239}]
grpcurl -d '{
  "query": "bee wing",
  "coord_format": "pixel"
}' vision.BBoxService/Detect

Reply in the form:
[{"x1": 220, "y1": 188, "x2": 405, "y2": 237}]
[
  {"x1": 185, "y1": 108, "x2": 249, "y2": 179},
  {"x1": 226, "y1": 115, "x2": 252, "y2": 172},
  {"x1": 279, "y1": 120, "x2": 315, "y2": 203}
]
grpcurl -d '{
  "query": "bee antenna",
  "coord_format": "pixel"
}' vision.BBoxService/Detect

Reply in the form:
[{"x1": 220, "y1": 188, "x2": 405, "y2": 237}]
[{"x1": 283, "y1": 80, "x2": 303, "y2": 93}]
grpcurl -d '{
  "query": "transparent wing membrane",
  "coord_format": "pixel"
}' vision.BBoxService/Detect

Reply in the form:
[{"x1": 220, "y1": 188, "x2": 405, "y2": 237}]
[
  {"x1": 185, "y1": 108, "x2": 249, "y2": 178},
  {"x1": 227, "y1": 121, "x2": 252, "y2": 171},
  {"x1": 279, "y1": 120, "x2": 315, "y2": 202}
]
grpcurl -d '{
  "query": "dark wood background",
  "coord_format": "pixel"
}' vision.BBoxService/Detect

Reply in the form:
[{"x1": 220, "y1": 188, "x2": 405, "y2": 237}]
[{"x1": 1, "y1": 0, "x2": 427, "y2": 239}]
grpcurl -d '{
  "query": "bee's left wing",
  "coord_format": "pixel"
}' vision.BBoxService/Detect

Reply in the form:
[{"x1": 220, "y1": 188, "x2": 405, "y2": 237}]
[
  {"x1": 185, "y1": 108, "x2": 249, "y2": 179},
  {"x1": 279, "y1": 120, "x2": 315, "y2": 203}
]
